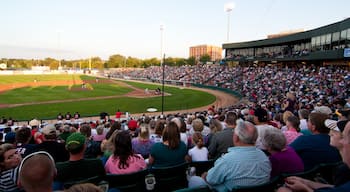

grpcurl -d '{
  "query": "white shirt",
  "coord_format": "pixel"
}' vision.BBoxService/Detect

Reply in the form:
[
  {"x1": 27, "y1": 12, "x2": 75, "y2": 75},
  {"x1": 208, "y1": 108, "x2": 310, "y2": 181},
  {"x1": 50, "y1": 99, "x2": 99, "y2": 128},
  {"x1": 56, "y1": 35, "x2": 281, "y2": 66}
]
[{"x1": 188, "y1": 146, "x2": 208, "y2": 162}]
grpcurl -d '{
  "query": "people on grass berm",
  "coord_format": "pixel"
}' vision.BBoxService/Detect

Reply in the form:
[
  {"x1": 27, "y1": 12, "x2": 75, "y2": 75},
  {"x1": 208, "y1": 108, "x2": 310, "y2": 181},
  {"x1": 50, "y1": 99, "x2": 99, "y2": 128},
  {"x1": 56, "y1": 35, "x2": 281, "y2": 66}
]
[{"x1": 188, "y1": 119, "x2": 271, "y2": 191}]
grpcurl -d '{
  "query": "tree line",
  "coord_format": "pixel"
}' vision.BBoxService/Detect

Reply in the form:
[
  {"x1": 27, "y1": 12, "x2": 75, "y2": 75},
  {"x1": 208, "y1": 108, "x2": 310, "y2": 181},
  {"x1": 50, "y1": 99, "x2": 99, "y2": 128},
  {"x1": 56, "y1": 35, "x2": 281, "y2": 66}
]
[{"x1": 0, "y1": 54, "x2": 213, "y2": 69}]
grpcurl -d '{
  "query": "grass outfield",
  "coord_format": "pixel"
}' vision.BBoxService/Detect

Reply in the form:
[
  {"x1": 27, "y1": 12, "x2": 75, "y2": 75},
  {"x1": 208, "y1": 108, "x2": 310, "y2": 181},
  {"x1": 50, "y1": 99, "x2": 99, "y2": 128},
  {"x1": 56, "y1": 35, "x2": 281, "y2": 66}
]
[{"x1": 0, "y1": 75, "x2": 216, "y2": 121}]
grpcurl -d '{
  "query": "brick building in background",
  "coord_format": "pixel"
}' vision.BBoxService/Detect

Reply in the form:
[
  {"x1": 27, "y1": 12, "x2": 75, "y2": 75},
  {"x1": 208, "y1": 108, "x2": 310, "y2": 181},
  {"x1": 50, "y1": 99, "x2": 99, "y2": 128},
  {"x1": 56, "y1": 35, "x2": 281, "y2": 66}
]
[{"x1": 189, "y1": 45, "x2": 222, "y2": 63}]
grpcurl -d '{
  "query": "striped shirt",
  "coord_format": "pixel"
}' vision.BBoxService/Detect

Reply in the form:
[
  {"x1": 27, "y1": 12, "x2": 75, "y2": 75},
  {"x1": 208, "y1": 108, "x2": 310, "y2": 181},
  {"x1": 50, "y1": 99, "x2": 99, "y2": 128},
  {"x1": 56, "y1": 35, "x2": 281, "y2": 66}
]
[{"x1": 0, "y1": 167, "x2": 20, "y2": 192}]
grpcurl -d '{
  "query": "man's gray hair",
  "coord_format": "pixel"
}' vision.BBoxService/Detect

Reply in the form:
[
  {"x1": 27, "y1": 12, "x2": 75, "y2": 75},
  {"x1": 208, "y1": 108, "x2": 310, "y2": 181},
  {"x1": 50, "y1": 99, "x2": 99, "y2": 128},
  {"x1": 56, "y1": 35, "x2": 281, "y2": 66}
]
[
  {"x1": 234, "y1": 119, "x2": 258, "y2": 144},
  {"x1": 262, "y1": 128, "x2": 286, "y2": 151}
]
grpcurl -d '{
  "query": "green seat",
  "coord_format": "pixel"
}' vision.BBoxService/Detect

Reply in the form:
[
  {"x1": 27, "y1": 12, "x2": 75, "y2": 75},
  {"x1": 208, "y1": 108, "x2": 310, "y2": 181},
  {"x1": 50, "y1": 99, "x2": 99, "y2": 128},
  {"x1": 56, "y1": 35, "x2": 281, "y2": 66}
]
[
  {"x1": 189, "y1": 159, "x2": 215, "y2": 176},
  {"x1": 230, "y1": 176, "x2": 280, "y2": 192},
  {"x1": 314, "y1": 161, "x2": 343, "y2": 184},
  {"x1": 151, "y1": 162, "x2": 189, "y2": 192},
  {"x1": 173, "y1": 186, "x2": 212, "y2": 192},
  {"x1": 62, "y1": 175, "x2": 106, "y2": 190},
  {"x1": 281, "y1": 164, "x2": 321, "y2": 181},
  {"x1": 105, "y1": 169, "x2": 149, "y2": 192}
]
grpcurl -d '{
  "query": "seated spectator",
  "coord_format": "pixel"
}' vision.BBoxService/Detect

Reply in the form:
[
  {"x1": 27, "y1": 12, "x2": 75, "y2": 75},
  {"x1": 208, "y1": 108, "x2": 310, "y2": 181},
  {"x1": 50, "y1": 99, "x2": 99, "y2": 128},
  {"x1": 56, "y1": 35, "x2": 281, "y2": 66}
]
[
  {"x1": 149, "y1": 121, "x2": 188, "y2": 167},
  {"x1": 188, "y1": 120, "x2": 271, "y2": 191},
  {"x1": 55, "y1": 133, "x2": 105, "y2": 185},
  {"x1": 105, "y1": 130, "x2": 146, "y2": 174},
  {"x1": 131, "y1": 123, "x2": 154, "y2": 159},
  {"x1": 35, "y1": 124, "x2": 69, "y2": 162},
  {"x1": 206, "y1": 118, "x2": 223, "y2": 148},
  {"x1": 79, "y1": 124, "x2": 102, "y2": 158},
  {"x1": 187, "y1": 132, "x2": 209, "y2": 162},
  {"x1": 93, "y1": 125, "x2": 106, "y2": 142},
  {"x1": 208, "y1": 111, "x2": 237, "y2": 159},
  {"x1": 0, "y1": 143, "x2": 22, "y2": 191},
  {"x1": 64, "y1": 183, "x2": 103, "y2": 192},
  {"x1": 284, "y1": 115, "x2": 303, "y2": 145},
  {"x1": 298, "y1": 109, "x2": 310, "y2": 132},
  {"x1": 58, "y1": 124, "x2": 72, "y2": 142},
  {"x1": 262, "y1": 128, "x2": 304, "y2": 178},
  {"x1": 290, "y1": 112, "x2": 341, "y2": 170},
  {"x1": 15, "y1": 127, "x2": 36, "y2": 157},
  {"x1": 149, "y1": 120, "x2": 164, "y2": 143},
  {"x1": 278, "y1": 121, "x2": 350, "y2": 192},
  {"x1": 252, "y1": 107, "x2": 277, "y2": 151},
  {"x1": 172, "y1": 117, "x2": 188, "y2": 147},
  {"x1": 325, "y1": 119, "x2": 350, "y2": 186},
  {"x1": 18, "y1": 151, "x2": 56, "y2": 192}
]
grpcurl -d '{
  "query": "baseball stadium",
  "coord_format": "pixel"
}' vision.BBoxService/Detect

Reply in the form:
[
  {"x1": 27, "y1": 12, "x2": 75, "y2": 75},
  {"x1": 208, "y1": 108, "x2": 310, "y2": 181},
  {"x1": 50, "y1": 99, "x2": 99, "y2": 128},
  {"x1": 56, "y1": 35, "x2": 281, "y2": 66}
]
[{"x1": 0, "y1": 18, "x2": 349, "y2": 192}]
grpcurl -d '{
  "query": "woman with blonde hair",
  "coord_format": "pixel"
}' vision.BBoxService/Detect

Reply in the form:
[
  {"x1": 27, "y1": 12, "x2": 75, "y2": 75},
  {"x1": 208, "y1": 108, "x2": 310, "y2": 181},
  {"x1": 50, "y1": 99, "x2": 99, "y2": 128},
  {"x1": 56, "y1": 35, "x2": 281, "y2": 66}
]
[{"x1": 132, "y1": 123, "x2": 155, "y2": 158}]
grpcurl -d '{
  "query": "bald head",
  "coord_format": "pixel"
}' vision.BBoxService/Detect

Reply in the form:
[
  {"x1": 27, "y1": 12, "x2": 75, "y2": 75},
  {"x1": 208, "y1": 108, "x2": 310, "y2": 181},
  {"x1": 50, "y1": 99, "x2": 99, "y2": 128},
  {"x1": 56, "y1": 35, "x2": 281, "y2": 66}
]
[
  {"x1": 19, "y1": 152, "x2": 56, "y2": 192},
  {"x1": 234, "y1": 120, "x2": 258, "y2": 145}
]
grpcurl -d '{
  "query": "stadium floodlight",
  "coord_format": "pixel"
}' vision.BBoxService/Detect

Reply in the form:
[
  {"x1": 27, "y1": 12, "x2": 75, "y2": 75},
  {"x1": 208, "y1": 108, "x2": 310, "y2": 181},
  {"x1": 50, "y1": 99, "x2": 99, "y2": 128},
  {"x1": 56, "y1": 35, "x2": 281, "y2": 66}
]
[
  {"x1": 224, "y1": 2, "x2": 235, "y2": 42},
  {"x1": 160, "y1": 24, "x2": 164, "y2": 63}
]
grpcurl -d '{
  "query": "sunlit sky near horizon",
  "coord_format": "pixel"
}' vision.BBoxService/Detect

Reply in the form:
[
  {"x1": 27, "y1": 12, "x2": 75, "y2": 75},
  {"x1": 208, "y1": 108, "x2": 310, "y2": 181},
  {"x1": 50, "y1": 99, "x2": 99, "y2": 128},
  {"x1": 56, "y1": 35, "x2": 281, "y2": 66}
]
[{"x1": 0, "y1": 0, "x2": 348, "y2": 60}]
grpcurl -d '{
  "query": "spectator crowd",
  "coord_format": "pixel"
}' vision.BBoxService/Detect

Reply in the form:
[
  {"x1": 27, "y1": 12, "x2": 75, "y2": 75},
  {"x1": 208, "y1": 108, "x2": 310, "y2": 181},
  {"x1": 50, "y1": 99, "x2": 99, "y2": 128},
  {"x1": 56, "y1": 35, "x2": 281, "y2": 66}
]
[{"x1": 0, "y1": 63, "x2": 350, "y2": 191}]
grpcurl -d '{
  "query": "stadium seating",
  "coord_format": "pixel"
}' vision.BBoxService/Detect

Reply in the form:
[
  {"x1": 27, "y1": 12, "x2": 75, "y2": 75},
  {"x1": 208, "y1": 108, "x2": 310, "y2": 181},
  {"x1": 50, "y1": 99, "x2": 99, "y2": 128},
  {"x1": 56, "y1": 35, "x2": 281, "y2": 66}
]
[
  {"x1": 150, "y1": 162, "x2": 189, "y2": 191},
  {"x1": 188, "y1": 159, "x2": 215, "y2": 176},
  {"x1": 105, "y1": 168, "x2": 149, "y2": 192},
  {"x1": 230, "y1": 176, "x2": 281, "y2": 192}
]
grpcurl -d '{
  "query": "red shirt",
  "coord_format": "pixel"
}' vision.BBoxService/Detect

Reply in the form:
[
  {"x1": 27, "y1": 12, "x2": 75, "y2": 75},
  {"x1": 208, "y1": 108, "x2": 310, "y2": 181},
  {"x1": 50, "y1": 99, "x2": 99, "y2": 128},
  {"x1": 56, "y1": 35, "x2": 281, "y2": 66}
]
[
  {"x1": 128, "y1": 120, "x2": 138, "y2": 131},
  {"x1": 115, "y1": 111, "x2": 122, "y2": 118}
]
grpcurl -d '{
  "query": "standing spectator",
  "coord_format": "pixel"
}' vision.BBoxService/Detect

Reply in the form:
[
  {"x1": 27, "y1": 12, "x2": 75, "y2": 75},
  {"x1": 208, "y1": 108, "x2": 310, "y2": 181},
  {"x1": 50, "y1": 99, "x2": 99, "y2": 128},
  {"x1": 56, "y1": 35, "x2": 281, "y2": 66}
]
[
  {"x1": 105, "y1": 130, "x2": 146, "y2": 174},
  {"x1": 149, "y1": 121, "x2": 188, "y2": 167},
  {"x1": 282, "y1": 92, "x2": 297, "y2": 113},
  {"x1": 115, "y1": 109, "x2": 122, "y2": 120}
]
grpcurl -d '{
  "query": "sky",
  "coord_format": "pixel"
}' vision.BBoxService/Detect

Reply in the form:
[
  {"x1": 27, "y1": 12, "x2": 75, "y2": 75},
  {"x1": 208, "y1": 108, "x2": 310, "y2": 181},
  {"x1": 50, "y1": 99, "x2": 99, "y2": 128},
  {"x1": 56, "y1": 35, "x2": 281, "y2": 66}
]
[{"x1": 0, "y1": 0, "x2": 349, "y2": 60}]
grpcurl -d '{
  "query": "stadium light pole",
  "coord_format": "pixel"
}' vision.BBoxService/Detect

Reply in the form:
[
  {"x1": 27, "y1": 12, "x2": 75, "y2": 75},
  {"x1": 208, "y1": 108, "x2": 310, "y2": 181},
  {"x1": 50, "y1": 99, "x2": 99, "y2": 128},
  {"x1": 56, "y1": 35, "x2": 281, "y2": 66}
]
[
  {"x1": 160, "y1": 24, "x2": 165, "y2": 115},
  {"x1": 224, "y1": 2, "x2": 235, "y2": 42}
]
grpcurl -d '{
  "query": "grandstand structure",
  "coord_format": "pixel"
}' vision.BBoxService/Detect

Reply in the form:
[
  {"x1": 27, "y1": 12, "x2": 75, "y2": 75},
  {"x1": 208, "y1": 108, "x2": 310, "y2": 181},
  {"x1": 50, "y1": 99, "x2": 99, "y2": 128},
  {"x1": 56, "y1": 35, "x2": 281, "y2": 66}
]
[{"x1": 223, "y1": 18, "x2": 350, "y2": 66}]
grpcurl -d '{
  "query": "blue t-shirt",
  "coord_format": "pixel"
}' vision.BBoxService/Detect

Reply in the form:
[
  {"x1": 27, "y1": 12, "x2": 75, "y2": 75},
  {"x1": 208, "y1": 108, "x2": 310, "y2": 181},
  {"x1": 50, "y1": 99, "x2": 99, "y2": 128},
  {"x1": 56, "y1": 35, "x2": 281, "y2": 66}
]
[{"x1": 289, "y1": 134, "x2": 341, "y2": 170}]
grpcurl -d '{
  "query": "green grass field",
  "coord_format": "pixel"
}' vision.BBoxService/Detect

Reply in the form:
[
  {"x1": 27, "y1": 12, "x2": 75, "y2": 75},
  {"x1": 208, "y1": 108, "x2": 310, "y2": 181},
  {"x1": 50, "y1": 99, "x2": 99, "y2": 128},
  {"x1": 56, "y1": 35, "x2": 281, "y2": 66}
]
[{"x1": 0, "y1": 74, "x2": 216, "y2": 121}]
